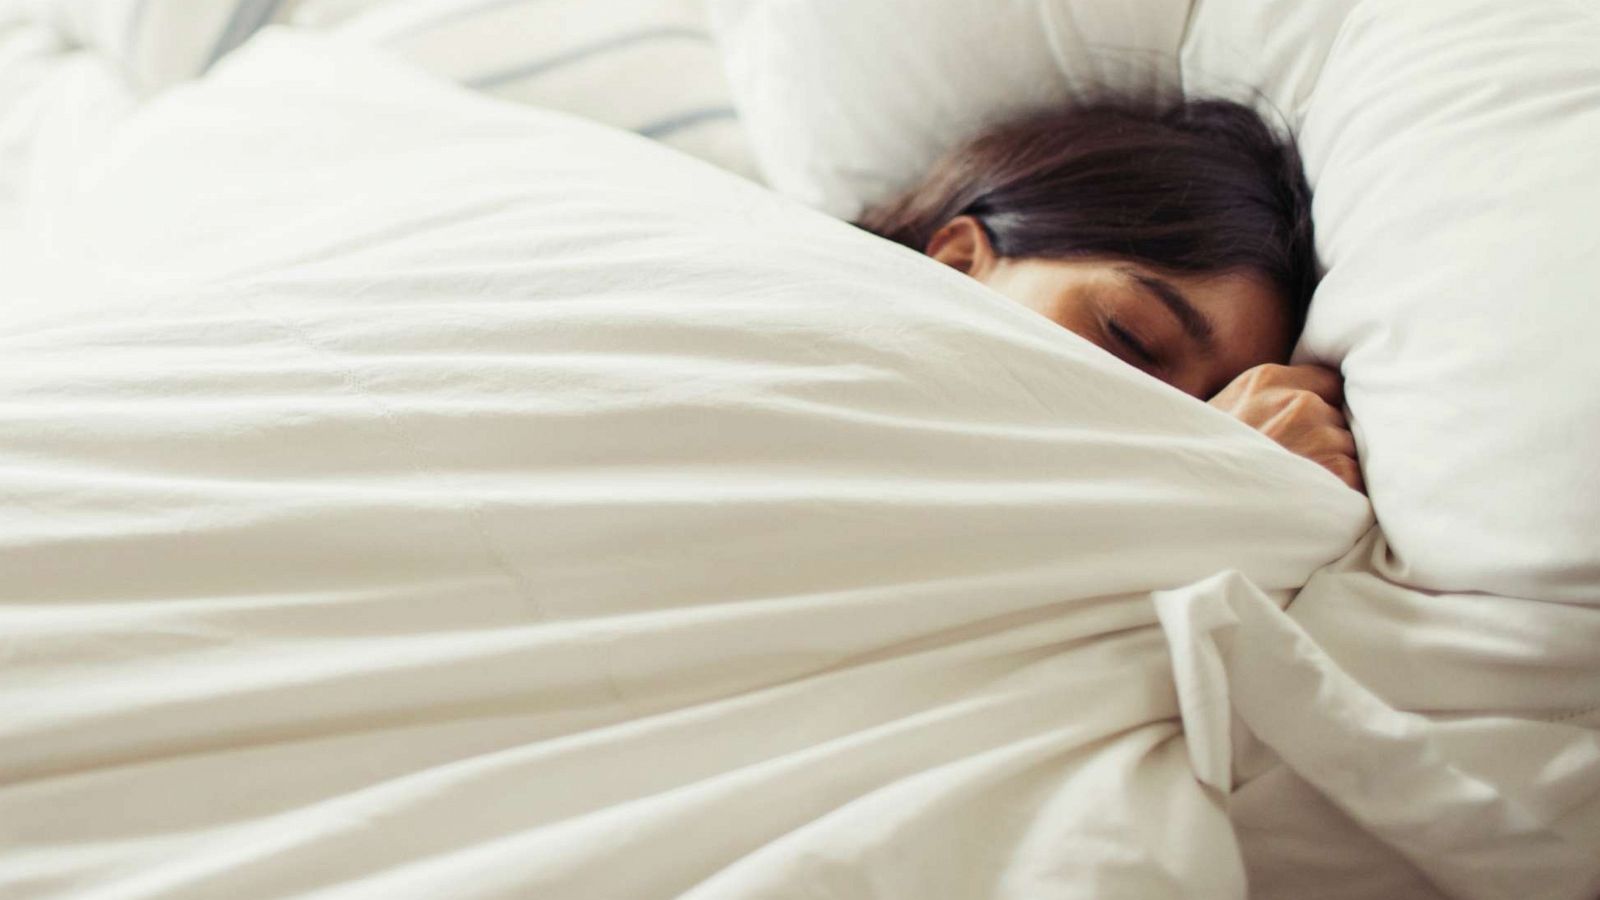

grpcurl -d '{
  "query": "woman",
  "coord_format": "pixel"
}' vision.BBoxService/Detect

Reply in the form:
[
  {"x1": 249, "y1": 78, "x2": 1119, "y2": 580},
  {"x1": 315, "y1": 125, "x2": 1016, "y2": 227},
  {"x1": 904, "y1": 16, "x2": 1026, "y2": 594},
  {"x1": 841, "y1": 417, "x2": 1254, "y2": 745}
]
[{"x1": 858, "y1": 98, "x2": 1364, "y2": 493}]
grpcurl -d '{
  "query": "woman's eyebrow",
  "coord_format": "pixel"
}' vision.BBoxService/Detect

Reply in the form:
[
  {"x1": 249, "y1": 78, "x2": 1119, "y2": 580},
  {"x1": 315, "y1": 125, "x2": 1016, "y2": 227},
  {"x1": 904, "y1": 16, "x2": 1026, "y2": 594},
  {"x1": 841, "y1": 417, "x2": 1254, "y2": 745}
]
[{"x1": 1117, "y1": 267, "x2": 1217, "y2": 353}]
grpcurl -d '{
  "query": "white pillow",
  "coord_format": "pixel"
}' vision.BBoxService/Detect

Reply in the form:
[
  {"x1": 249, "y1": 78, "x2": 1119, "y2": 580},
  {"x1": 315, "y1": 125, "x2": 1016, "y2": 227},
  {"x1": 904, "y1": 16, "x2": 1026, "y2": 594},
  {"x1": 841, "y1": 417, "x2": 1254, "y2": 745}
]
[
  {"x1": 707, "y1": 0, "x2": 1192, "y2": 218},
  {"x1": 26, "y1": 0, "x2": 758, "y2": 178},
  {"x1": 710, "y1": 0, "x2": 1600, "y2": 605},
  {"x1": 1183, "y1": 0, "x2": 1600, "y2": 604},
  {"x1": 319, "y1": 0, "x2": 760, "y2": 179}
]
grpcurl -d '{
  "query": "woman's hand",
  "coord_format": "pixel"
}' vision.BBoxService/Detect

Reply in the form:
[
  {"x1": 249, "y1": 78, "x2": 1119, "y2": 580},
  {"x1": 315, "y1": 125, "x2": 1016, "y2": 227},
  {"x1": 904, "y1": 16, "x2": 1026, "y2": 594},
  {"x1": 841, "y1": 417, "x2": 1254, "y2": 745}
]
[{"x1": 1208, "y1": 363, "x2": 1366, "y2": 493}]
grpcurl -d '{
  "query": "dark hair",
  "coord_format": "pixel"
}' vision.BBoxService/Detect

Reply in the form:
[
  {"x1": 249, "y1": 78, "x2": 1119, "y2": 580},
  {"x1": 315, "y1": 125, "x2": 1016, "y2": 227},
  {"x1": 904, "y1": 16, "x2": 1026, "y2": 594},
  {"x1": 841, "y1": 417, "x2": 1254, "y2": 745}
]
[{"x1": 856, "y1": 97, "x2": 1319, "y2": 326}]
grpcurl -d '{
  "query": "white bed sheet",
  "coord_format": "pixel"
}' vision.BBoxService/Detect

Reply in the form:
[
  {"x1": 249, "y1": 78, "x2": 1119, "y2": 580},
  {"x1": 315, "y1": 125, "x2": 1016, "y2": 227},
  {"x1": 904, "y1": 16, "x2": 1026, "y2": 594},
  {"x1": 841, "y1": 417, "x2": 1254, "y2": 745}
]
[
  {"x1": 0, "y1": 9, "x2": 135, "y2": 303},
  {"x1": 0, "y1": 30, "x2": 1378, "y2": 900},
  {"x1": 3, "y1": 27, "x2": 1595, "y2": 900}
]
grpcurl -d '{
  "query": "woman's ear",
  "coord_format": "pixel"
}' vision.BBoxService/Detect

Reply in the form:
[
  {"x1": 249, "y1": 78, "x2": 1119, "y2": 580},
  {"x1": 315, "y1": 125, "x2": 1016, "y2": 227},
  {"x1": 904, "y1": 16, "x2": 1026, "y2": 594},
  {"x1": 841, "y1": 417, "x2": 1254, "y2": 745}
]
[{"x1": 925, "y1": 216, "x2": 998, "y2": 280}]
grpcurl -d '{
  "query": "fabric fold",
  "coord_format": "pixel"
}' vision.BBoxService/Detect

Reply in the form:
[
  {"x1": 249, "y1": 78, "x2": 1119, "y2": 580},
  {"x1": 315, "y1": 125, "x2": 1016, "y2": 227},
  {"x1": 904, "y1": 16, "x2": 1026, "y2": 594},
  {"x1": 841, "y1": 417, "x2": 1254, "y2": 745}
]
[{"x1": 1156, "y1": 570, "x2": 1600, "y2": 900}]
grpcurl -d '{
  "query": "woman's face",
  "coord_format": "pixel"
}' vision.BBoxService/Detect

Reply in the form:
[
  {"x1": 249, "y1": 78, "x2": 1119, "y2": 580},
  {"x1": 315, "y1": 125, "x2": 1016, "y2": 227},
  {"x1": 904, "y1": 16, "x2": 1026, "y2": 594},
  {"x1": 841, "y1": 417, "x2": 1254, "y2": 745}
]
[{"x1": 927, "y1": 216, "x2": 1294, "y2": 398}]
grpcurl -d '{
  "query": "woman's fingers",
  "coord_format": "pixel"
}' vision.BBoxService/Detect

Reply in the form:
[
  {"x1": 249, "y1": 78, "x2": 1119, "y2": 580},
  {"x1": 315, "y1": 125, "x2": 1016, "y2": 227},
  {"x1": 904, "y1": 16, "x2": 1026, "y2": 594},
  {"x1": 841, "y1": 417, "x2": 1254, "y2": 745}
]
[
  {"x1": 1284, "y1": 364, "x2": 1345, "y2": 407},
  {"x1": 1320, "y1": 452, "x2": 1366, "y2": 493},
  {"x1": 1212, "y1": 362, "x2": 1344, "y2": 411},
  {"x1": 1326, "y1": 423, "x2": 1358, "y2": 460},
  {"x1": 1209, "y1": 363, "x2": 1365, "y2": 494}
]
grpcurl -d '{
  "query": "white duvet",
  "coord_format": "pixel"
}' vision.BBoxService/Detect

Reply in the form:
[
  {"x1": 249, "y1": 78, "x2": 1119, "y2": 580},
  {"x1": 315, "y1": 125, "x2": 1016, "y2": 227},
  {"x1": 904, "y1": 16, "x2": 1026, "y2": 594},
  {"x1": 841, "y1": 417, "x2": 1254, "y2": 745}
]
[{"x1": 1, "y1": 30, "x2": 1595, "y2": 900}]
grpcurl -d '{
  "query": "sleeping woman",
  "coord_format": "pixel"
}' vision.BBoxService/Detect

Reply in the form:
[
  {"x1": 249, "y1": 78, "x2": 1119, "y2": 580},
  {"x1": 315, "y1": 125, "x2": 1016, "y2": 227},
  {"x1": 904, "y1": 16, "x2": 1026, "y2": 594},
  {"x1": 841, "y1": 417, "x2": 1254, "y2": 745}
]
[{"x1": 857, "y1": 98, "x2": 1364, "y2": 493}]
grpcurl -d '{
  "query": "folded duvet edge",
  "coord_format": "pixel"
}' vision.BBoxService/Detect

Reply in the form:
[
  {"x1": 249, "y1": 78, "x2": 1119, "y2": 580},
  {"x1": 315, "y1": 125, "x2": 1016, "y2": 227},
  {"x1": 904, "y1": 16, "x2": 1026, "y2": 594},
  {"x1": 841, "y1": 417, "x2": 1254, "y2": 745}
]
[{"x1": 1154, "y1": 569, "x2": 1600, "y2": 900}]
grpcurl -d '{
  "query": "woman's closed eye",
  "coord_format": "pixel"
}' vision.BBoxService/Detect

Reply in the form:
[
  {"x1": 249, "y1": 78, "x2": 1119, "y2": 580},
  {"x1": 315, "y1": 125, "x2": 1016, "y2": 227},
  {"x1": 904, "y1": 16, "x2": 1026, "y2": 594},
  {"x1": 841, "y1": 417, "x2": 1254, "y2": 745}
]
[{"x1": 1106, "y1": 317, "x2": 1161, "y2": 369}]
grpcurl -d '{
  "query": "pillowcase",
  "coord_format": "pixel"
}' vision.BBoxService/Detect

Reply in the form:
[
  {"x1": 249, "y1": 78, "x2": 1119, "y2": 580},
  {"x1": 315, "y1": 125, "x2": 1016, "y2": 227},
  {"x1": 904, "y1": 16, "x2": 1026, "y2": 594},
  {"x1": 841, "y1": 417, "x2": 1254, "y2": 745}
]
[
  {"x1": 1182, "y1": 0, "x2": 1600, "y2": 604},
  {"x1": 709, "y1": 0, "x2": 1600, "y2": 605},
  {"x1": 26, "y1": 0, "x2": 758, "y2": 178},
  {"x1": 315, "y1": 0, "x2": 759, "y2": 179},
  {"x1": 707, "y1": 0, "x2": 1193, "y2": 218}
]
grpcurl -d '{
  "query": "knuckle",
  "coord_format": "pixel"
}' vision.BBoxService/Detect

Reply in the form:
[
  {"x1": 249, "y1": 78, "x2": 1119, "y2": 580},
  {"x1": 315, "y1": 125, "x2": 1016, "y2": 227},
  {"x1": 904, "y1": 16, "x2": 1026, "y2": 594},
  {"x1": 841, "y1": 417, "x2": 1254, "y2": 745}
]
[
  {"x1": 1282, "y1": 391, "x2": 1323, "y2": 417},
  {"x1": 1246, "y1": 363, "x2": 1290, "y2": 388},
  {"x1": 1327, "y1": 457, "x2": 1362, "y2": 482}
]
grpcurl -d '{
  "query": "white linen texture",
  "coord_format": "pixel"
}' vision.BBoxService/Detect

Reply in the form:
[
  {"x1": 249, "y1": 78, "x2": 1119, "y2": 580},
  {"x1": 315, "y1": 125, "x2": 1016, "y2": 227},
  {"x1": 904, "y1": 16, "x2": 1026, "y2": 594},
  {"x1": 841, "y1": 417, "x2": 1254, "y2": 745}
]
[
  {"x1": 322, "y1": 0, "x2": 758, "y2": 179},
  {"x1": 709, "y1": 0, "x2": 1600, "y2": 606},
  {"x1": 0, "y1": 29, "x2": 1376, "y2": 900},
  {"x1": 704, "y1": 5, "x2": 1600, "y2": 892},
  {"x1": 4, "y1": 27, "x2": 1597, "y2": 900}
]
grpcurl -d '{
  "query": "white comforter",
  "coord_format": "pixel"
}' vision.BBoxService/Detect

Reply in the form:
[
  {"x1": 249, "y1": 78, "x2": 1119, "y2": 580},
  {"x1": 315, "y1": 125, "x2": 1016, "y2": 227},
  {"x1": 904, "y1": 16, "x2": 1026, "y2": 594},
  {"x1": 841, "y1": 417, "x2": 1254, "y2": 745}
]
[{"x1": 1, "y1": 29, "x2": 1594, "y2": 900}]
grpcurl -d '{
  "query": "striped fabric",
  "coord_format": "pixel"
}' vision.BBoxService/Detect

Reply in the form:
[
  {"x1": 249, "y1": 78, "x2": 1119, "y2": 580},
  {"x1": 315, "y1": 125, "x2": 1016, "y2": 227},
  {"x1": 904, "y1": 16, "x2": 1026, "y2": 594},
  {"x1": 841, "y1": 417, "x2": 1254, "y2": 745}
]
[
  {"x1": 27, "y1": 0, "x2": 756, "y2": 179},
  {"x1": 28, "y1": 0, "x2": 294, "y2": 93},
  {"x1": 205, "y1": 0, "x2": 284, "y2": 67},
  {"x1": 308, "y1": 0, "x2": 758, "y2": 180}
]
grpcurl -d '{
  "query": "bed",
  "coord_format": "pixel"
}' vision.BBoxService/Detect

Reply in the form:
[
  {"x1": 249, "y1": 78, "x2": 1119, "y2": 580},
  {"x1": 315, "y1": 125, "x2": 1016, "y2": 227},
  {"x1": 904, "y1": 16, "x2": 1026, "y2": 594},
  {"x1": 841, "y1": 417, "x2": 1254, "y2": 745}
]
[{"x1": 2, "y1": 2, "x2": 1597, "y2": 898}]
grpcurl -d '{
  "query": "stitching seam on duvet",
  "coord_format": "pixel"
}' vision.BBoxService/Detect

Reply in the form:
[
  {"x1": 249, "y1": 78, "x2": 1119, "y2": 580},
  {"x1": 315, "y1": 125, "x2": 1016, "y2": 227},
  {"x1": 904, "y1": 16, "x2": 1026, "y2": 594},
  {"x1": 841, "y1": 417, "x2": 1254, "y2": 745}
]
[{"x1": 1543, "y1": 705, "x2": 1600, "y2": 725}]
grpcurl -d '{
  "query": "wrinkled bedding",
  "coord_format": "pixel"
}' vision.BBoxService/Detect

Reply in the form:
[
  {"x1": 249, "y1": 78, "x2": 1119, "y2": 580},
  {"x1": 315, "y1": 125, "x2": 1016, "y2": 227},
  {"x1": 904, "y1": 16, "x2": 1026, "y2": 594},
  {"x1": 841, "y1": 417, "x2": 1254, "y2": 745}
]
[{"x1": 1, "y1": 27, "x2": 1595, "y2": 900}]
